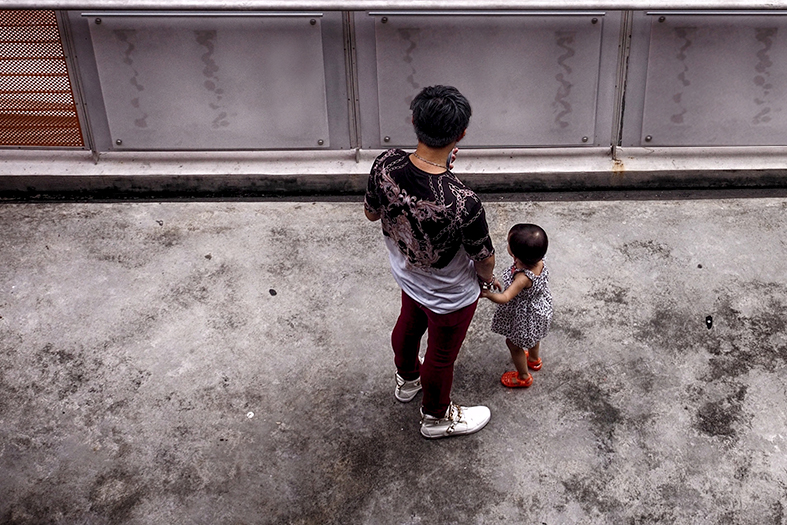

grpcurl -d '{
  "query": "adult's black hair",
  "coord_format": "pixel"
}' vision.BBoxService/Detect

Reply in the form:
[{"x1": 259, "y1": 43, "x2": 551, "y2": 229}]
[
  {"x1": 508, "y1": 224, "x2": 548, "y2": 266},
  {"x1": 410, "y1": 85, "x2": 472, "y2": 148}
]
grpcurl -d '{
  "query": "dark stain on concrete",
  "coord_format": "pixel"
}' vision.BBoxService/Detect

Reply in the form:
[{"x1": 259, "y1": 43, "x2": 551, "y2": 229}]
[
  {"x1": 620, "y1": 240, "x2": 673, "y2": 261},
  {"x1": 734, "y1": 453, "x2": 752, "y2": 481},
  {"x1": 278, "y1": 309, "x2": 332, "y2": 349},
  {"x1": 587, "y1": 280, "x2": 635, "y2": 332},
  {"x1": 633, "y1": 305, "x2": 694, "y2": 355},
  {"x1": 550, "y1": 307, "x2": 587, "y2": 341},
  {"x1": 562, "y1": 473, "x2": 620, "y2": 515},
  {"x1": 551, "y1": 206, "x2": 600, "y2": 220},
  {"x1": 627, "y1": 357, "x2": 657, "y2": 397},
  {"x1": 89, "y1": 468, "x2": 147, "y2": 522},
  {"x1": 626, "y1": 508, "x2": 677, "y2": 524},
  {"x1": 561, "y1": 373, "x2": 622, "y2": 462},
  {"x1": 591, "y1": 281, "x2": 630, "y2": 305},
  {"x1": 407, "y1": 452, "x2": 502, "y2": 522},
  {"x1": 132, "y1": 369, "x2": 151, "y2": 391},
  {"x1": 6, "y1": 484, "x2": 80, "y2": 524},
  {"x1": 701, "y1": 284, "x2": 787, "y2": 379},
  {"x1": 38, "y1": 343, "x2": 100, "y2": 401},
  {"x1": 694, "y1": 385, "x2": 747, "y2": 439},
  {"x1": 163, "y1": 262, "x2": 249, "y2": 334},
  {"x1": 62, "y1": 212, "x2": 161, "y2": 269},
  {"x1": 155, "y1": 447, "x2": 204, "y2": 497},
  {"x1": 148, "y1": 224, "x2": 183, "y2": 248},
  {"x1": 268, "y1": 225, "x2": 303, "y2": 274},
  {"x1": 253, "y1": 369, "x2": 507, "y2": 524},
  {"x1": 772, "y1": 500, "x2": 785, "y2": 524}
]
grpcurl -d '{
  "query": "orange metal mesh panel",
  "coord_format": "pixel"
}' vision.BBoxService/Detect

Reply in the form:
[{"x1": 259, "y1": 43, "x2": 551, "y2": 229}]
[{"x1": 0, "y1": 10, "x2": 84, "y2": 147}]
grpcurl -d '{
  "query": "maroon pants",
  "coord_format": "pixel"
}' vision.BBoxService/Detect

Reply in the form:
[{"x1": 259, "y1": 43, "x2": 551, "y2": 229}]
[{"x1": 391, "y1": 291, "x2": 478, "y2": 417}]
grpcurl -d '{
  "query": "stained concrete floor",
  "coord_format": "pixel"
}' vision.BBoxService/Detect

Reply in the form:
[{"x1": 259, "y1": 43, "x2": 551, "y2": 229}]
[{"x1": 1, "y1": 194, "x2": 786, "y2": 524}]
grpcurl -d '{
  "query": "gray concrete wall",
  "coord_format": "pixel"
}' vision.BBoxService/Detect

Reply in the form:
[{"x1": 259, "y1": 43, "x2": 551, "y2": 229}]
[{"x1": 3, "y1": 148, "x2": 787, "y2": 198}]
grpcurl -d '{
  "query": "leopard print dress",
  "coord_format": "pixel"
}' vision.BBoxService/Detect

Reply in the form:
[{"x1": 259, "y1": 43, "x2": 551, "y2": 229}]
[{"x1": 490, "y1": 261, "x2": 553, "y2": 350}]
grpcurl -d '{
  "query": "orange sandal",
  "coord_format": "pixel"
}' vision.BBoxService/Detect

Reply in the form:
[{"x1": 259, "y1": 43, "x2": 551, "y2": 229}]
[
  {"x1": 527, "y1": 358, "x2": 542, "y2": 371},
  {"x1": 501, "y1": 371, "x2": 533, "y2": 388}
]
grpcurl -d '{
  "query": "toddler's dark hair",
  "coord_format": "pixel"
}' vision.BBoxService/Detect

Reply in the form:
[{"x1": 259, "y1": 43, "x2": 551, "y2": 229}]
[
  {"x1": 508, "y1": 224, "x2": 548, "y2": 266},
  {"x1": 410, "y1": 85, "x2": 472, "y2": 148}
]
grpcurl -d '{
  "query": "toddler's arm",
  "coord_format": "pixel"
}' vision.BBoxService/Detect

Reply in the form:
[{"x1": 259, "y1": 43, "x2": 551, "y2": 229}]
[{"x1": 481, "y1": 272, "x2": 531, "y2": 304}]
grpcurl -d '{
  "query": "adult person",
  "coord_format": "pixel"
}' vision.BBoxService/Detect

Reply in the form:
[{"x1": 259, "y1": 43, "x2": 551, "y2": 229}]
[{"x1": 364, "y1": 85, "x2": 500, "y2": 439}]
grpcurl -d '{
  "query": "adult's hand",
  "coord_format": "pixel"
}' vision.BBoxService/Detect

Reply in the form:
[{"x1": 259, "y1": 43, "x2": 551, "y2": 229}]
[{"x1": 475, "y1": 254, "x2": 499, "y2": 290}]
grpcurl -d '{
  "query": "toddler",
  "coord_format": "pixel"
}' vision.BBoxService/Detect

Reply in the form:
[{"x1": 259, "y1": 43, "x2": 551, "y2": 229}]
[{"x1": 481, "y1": 223, "x2": 553, "y2": 388}]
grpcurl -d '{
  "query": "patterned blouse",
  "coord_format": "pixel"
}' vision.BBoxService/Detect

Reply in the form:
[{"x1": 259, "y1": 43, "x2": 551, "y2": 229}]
[
  {"x1": 365, "y1": 149, "x2": 494, "y2": 270},
  {"x1": 490, "y1": 262, "x2": 553, "y2": 349}
]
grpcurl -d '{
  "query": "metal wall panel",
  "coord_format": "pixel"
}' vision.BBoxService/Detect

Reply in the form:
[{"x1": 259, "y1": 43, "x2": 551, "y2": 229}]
[
  {"x1": 641, "y1": 13, "x2": 787, "y2": 146},
  {"x1": 368, "y1": 13, "x2": 605, "y2": 148},
  {"x1": 87, "y1": 14, "x2": 330, "y2": 150}
]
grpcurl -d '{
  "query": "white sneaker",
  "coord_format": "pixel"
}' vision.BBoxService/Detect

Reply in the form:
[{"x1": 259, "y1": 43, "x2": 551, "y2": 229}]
[
  {"x1": 395, "y1": 374, "x2": 422, "y2": 402},
  {"x1": 420, "y1": 402, "x2": 491, "y2": 439},
  {"x1": 394, "y1": 356, "x2": 424, "y2": 402}
]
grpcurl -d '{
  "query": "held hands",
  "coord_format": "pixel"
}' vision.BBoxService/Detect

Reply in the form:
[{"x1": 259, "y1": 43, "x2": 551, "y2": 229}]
[{"x1": 478, "y1": 274, "x2": 502, "y2": 295}]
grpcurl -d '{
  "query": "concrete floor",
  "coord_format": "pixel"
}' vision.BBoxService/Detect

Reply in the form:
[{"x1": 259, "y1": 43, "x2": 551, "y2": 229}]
[{"x1": 1, "y1": 195, "x2": 786, "y2": 524}]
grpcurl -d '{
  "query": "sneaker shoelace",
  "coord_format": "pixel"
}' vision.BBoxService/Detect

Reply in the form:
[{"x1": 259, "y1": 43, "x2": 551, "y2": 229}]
[
  {"x1": 421, "y1": 402, "x2": 463, "y2": 433},
  {"x1": 398, "y1": 377, "x2": 420, "y2": 391},
  {"x1": 445, "y1": 403, "x2": 463, "y2": 434}
]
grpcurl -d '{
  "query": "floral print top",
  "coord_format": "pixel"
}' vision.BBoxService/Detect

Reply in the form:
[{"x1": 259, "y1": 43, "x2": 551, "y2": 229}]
[
  {"x1": 365, "y1": 149, "x2": 494, "y2": 270},
  {"x1": 490, "y1": 262, "x2": 553, "y2": 349}
]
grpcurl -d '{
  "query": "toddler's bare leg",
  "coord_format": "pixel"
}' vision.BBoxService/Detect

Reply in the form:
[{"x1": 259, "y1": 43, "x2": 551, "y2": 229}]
[
  {"x1": 528, "y1": 341, "x2": 540, "y2": 363},
  {"x1": 505, "y1": 338, "x2": 529, "y2": 378}
]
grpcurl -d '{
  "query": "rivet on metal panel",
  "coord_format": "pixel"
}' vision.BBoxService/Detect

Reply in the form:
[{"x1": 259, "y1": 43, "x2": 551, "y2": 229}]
[
  {"x1": 310, "y1": 19, "x2": 316, "y2": 25},
  {"x1": 116, "y1": 139, "x2": 122, "y2": 145},
  {"x1": 382, "y1": 17, "x2": 388, "y2": 24},
  {"x1": 582, "y1": 136, "x2": 589, "y2": 143},
  {"x1": 645, "y1": 135, "x2": 653, "y2": 142},
  {"x1": 95, "y1": 18, "x2": 102, "y2": 24},
  {"x1": 659, "y1": 16, "x2": 666, "y2": 23},
  {"x1": 592, "y1": 18, "x2": 598, "y2": 24},
  {"x1": 384, "y1": 136, "x2": 391, "y2": 142},
  {"x1": 318, "y1": 139, "x2": 324, "y2": 145}
]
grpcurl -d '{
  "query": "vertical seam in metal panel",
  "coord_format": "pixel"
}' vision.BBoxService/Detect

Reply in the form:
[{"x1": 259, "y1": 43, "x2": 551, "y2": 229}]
[
  {"x1": 342, "y1": 11, "x2": 361, "y2": 153},
  {"x1": 611, "y1": 10, "x2": 633, "y2": 160},
  {"x1": 56, "y1": 10, "x2": 93, "y2": 155}
]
